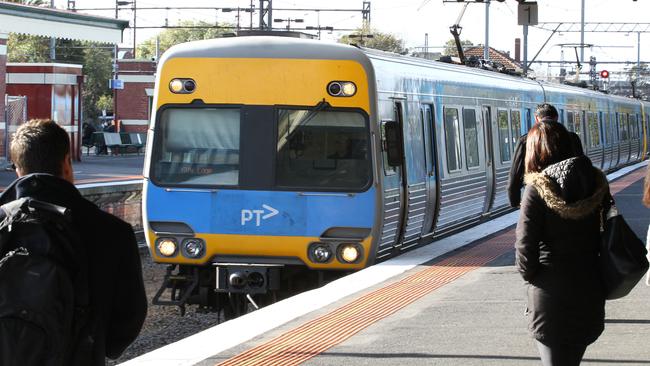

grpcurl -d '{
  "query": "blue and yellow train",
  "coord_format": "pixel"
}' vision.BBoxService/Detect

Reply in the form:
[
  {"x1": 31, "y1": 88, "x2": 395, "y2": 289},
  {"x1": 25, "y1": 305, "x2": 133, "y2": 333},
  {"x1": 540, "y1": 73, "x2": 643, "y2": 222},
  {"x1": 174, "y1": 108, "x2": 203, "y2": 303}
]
[{"x1": 143, "y1": 36, "x2": 649, "y2": 314}]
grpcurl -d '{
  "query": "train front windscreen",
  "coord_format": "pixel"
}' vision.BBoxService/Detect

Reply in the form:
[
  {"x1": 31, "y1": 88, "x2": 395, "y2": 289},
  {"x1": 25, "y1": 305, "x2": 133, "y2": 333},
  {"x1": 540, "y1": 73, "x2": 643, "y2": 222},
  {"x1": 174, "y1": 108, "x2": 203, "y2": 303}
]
[{"x1": 151, "y1": 106, "x2": 371, "y2": 191}]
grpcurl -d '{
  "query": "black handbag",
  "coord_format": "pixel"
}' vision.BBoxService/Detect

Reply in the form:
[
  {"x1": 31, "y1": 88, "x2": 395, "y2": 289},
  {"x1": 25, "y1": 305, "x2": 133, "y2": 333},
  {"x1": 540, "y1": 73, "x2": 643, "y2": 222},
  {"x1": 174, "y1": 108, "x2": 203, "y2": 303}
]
[{"x1": 599, "y1": 205, "x2": 650, "y2": 300}]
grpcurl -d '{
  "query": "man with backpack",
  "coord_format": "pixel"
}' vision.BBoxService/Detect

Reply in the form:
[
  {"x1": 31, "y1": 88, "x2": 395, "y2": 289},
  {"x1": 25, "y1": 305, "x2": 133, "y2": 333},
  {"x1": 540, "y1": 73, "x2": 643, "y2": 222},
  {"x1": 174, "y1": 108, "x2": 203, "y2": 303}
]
[{"x1": 0, "y1": 119, "x2": 147, "y2": 365}]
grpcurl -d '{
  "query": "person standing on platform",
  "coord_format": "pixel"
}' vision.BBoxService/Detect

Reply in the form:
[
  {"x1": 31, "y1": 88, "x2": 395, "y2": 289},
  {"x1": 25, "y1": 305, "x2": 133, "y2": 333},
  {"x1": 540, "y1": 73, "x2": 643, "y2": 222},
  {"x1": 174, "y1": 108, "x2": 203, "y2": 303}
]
[
  {"x1": 507, "y1": 103, "x2": 584, "y2": 208},
  {"x1": 515, "y1": 121, "x2": 609, "y2": 366},
  {"x1": 0, "y1": 119, "x2": 147, "y2": 365}
]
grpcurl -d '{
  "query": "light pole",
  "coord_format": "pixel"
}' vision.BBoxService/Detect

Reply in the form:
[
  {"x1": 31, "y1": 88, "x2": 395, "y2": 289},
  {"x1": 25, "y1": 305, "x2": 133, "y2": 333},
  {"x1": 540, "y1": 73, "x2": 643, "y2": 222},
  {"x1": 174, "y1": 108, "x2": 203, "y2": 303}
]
[
  {"x1": 116, "y1": 0, "x2": 135, "y2": 58},
  {"x1": 273, "y1": 17, "x2": 304, "y2": 31}
]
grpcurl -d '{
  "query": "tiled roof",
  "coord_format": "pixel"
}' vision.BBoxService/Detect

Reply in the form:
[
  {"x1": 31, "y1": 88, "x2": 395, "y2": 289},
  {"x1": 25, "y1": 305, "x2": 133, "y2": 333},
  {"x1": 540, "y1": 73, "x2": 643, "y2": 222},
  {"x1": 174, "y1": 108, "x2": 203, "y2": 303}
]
[{"x1": 464, "y1": 46, "x2": 522, "y2": 70}]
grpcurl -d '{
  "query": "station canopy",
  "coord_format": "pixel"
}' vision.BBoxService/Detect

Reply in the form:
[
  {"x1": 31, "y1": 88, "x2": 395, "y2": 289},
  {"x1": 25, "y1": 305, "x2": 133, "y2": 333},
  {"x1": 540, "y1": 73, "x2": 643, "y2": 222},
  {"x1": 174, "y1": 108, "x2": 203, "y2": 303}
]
[{"x1": 0, "y1": 2, "x2": 128, "y2": 43}]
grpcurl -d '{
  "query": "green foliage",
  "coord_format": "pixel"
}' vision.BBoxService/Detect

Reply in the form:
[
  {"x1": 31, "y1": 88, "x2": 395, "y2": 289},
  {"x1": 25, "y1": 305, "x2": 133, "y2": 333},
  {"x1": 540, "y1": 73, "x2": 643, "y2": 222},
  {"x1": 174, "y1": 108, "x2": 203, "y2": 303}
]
[
  {"x1": 443, "y1": 39, "x2": 474, "y2": 56},
  {"x1": 96, "y1": 94, "x2": 113, "y2": 114},
  {"x1": 82, "y1": 45, "x2": 113, "y2": 121},
  {"x1": 339, "y1": 25, "x2": 406, "y2": 54},
  {"x1": 138, "y1": 20, "x2": 234, "y2": 60}
]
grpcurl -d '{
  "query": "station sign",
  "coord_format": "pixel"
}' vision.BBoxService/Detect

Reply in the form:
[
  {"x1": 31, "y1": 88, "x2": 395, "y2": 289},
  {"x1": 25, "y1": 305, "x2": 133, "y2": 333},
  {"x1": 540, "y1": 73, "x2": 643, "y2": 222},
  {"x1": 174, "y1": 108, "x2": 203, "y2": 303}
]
[
  {"x1": 109, "y1": 79, "x2": 124, "y2": 90},
  {"x1": 518, "y1": 2, "x2": 538, "y2": 26}
]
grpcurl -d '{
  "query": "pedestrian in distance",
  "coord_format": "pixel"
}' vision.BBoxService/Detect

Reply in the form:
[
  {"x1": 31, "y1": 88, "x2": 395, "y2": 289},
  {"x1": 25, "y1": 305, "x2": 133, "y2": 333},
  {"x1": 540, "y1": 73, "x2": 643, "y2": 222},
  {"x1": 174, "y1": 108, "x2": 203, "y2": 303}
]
[
  {"x1": 515, "y1": 121, "x2": 610, "y2": 366},
  {"x1": 0, "y1": 119, "x2": 147, "y2": 365},
  {"x1": 507, "y1": 103, "x2": 584, "y2": 208}
]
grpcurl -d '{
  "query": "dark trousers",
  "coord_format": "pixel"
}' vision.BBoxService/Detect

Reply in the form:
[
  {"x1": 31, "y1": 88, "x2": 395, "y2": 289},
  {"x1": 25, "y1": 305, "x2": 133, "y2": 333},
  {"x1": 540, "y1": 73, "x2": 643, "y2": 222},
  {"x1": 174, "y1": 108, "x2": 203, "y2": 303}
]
[{"x1": 536, "y1": 340, "x2": 587, "y2": 366}]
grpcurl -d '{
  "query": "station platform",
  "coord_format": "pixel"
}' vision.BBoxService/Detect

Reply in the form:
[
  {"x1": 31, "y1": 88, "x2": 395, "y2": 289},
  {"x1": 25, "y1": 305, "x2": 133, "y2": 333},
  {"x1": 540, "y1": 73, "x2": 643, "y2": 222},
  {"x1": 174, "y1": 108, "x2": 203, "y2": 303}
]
[
  {"x1": 0, "y1": 155, "x2": 144, "y2": 189},
  {"x1": 122, "y1": 162, "x2": 650, "y2": 366}
]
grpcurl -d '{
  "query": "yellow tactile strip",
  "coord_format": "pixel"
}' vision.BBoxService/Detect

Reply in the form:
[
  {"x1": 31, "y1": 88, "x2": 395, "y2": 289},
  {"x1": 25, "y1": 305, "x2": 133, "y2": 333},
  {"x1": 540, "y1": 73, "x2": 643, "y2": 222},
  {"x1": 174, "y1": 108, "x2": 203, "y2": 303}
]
[
  {"x1": 216, "y1": 165, "x2": 645, "y2": 366},
  {"x1": 216, "y1": 232, "x2": 514, "y2": 366}
]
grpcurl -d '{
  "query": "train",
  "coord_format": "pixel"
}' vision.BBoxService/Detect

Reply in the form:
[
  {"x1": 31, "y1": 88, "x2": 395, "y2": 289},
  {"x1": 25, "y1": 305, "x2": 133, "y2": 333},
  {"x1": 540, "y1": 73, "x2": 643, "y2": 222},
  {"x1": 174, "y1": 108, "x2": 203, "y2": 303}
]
[{"x1": 142, "y1": 36, "x2": 649, "y2": 316}]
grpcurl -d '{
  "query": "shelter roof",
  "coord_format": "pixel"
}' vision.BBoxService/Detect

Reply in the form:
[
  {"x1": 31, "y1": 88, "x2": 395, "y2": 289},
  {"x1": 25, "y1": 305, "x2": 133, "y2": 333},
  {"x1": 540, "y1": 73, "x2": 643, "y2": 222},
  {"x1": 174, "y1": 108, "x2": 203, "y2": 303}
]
[{"x1": 0, "y1": 2, "x2": 128, "y2": 43}]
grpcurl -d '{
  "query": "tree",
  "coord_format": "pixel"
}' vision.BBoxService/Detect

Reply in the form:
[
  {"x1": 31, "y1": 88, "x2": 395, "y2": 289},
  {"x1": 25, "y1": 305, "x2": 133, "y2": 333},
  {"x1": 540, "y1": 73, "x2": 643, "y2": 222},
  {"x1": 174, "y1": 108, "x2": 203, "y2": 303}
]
[
  {"x1": 96, "y1": 95, "x2": 113, "y2": 115},
  {"x1": 82, "y1": 44, "x2": 113, "y2": 121},
  {"x1": 138, "y1": 20, "x2": 234, "y2": 60},
  {"x1": 443, "y1": 38, "x2": 474, "y2": 57},
  {"x1": 339, "y1": 26, "x2": 406, "y2": 54}
]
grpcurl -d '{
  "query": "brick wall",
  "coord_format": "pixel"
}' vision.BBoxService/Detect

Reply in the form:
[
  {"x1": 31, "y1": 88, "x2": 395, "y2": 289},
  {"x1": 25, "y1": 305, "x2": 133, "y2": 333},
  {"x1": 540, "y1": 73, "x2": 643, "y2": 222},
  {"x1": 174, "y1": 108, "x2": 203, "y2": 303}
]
[
  {"x1": 116, "y1": 60, "x2": 155, "y2": 133},
  {"x1": 80, "y1": 183, "x2": 143, "y2": 232}
]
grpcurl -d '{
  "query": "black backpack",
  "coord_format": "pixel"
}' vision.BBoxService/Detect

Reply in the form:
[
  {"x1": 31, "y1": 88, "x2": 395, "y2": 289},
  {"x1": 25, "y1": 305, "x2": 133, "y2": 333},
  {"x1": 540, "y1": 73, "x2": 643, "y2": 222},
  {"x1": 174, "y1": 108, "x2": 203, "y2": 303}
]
[{"x1": 0, "y1": 198, "x2": 91, "y2": 366}]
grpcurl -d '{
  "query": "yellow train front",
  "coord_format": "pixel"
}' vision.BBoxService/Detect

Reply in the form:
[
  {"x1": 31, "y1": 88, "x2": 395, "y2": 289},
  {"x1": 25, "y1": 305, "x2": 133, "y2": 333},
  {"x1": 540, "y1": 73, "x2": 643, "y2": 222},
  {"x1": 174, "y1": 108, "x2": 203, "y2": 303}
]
[{"x1": 143, "y1": 37, "x2": 379, "y2": 314}]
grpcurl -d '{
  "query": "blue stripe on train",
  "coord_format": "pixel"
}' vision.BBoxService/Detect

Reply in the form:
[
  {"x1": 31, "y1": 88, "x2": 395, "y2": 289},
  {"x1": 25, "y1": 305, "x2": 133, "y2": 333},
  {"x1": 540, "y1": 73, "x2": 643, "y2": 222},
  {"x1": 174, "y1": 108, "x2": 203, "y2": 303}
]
[{"x1": 146, "y1": 184, "x2": 376, "y2": 237}]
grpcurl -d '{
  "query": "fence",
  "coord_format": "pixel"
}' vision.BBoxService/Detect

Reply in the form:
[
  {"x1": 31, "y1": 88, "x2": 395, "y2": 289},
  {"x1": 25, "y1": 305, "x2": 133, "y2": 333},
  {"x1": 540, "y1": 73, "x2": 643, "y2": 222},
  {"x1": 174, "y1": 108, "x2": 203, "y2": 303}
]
[{"x1": 4, "y1": 96, "x2": 27, "y2": 160}]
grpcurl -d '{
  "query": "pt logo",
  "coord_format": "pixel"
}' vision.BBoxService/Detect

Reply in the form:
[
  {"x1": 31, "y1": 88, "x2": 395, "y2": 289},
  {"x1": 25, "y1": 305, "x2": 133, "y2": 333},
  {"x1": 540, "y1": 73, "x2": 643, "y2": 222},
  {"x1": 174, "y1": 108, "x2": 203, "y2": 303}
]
[{"x1": 241, "y1": 204, "x2": 279, "y2": 226}]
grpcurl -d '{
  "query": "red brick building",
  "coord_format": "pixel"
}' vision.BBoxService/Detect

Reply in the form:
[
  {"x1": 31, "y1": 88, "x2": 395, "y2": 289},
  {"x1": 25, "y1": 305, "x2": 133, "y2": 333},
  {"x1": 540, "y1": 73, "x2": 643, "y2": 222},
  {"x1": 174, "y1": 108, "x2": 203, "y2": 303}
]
[
  {"x1": 0, "y1": 2, "x2": 127, "y2": 162},
  {"x1": 6, "y1": 63, "x2": 83, "y2": 158},
  {"x1": 115, "y1": 59, "x2": 156, "y2": 133}
]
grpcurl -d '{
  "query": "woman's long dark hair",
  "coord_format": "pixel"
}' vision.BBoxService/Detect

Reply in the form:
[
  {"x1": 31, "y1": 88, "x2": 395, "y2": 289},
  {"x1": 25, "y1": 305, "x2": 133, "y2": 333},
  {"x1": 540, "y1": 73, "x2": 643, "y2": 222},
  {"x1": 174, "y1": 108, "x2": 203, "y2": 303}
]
[{"x1": 525, "y1": 122, "x2": 573, "y2": 173}]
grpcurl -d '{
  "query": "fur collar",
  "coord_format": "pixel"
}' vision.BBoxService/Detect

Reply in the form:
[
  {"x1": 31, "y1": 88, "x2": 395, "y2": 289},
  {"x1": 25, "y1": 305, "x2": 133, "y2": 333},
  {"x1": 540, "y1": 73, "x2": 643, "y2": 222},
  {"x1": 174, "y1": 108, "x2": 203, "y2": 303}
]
[{"x1": 524, "y1": 169, "x2": 608, "y2": 220}]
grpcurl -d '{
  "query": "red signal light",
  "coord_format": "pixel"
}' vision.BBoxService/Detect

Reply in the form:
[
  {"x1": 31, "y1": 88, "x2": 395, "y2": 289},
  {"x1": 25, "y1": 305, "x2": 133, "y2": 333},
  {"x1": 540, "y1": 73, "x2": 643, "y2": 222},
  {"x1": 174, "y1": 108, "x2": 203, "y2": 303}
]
[{"x1": 600, "y1": 70, "x2": 610, "y2": 78}]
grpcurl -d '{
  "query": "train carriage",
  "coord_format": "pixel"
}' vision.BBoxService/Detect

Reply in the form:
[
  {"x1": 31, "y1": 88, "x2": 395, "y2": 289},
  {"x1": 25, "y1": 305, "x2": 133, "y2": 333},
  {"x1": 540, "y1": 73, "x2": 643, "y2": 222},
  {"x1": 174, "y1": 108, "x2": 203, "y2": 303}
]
[{"x1": 143, "y1": 36, "x2": 645, "y2": 314}]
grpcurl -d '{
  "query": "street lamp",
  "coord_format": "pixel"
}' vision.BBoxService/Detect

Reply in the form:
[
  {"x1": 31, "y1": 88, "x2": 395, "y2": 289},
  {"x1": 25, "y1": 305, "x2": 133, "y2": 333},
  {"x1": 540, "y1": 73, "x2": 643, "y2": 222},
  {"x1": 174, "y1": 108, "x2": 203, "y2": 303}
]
[{"x1": 274, "y1": 18, "x2": 304, "y2": 31}]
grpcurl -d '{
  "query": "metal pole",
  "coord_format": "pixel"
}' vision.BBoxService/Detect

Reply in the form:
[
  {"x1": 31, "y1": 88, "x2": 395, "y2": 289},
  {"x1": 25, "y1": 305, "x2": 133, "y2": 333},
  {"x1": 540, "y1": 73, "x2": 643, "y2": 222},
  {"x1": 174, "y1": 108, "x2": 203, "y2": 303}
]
[
  {"x1": 523, "y1": 24, "x2": 528, "y2": 75},
  {"x1": 484, "y1": 0, "x2": 490, "y2": 60},
  {"x1": 132, "y1": 0, "x2": 137, "y2": 59},
  {"x1": 50, "y1": 0, "x2": 56, "y2": 61},
  {"x1": 580, "y1": 0, "x2": 585, "y2": 63},
  {"x1": 425, "y1": 32, "x2": 429, "y2": 59},
  {"x1": 250, "y1": 0, "x2": 254, "y2": 30},
  {"x1": 637, "y1": 32, "x2": 641, "y2": 81}
]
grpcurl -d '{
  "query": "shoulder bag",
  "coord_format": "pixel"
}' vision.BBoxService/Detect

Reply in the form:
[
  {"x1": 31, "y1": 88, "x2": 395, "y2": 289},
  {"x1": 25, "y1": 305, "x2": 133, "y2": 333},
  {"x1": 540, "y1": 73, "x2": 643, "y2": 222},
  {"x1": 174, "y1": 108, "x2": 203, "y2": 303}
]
[{"x1": 600, "y1": 204, "x2": 650, "y2": 300}]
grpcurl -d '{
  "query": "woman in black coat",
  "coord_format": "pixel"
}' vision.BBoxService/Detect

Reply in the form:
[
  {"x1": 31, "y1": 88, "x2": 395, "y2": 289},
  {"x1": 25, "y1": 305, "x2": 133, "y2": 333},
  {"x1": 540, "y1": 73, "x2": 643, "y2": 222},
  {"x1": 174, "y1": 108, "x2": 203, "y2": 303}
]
[{"x1": 515, "y1": 122, "x2": 609, "y2": 366}]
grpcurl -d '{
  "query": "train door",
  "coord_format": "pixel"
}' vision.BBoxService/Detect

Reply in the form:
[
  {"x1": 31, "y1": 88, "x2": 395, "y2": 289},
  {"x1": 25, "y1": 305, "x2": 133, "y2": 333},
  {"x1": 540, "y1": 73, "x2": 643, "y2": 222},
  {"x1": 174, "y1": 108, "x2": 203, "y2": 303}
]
[
  {"x1": 420, "y1": 104, "x2": 439, "y2": 237},
  {"x1": 397, "y1": 101, "x2": 431, "y2": 250},
  {"x1": 376, "y1": 101, "x2": 406, "y2": 256},
  {"x1": 482, "y1": 105, "x2": 496, "y2": 213}
]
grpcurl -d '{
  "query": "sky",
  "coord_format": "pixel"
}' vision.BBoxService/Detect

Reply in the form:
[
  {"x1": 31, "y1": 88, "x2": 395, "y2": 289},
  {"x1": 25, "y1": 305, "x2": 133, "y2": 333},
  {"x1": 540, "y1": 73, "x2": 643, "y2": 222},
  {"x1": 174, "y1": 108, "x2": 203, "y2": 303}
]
[{"x1": 64, "y1": 0, "x2": 650, "y2": 78}]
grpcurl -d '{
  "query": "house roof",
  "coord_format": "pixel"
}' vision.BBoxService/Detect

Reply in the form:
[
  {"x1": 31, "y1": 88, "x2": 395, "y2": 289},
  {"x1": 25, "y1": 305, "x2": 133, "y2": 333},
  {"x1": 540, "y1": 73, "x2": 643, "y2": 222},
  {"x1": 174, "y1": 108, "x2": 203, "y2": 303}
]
[
  {"x1": 0, "y1": 2, "x2": 128, "y2": 43},
  {"x1": 464, "y1": 46, "x2": 522, "y2": 70}
]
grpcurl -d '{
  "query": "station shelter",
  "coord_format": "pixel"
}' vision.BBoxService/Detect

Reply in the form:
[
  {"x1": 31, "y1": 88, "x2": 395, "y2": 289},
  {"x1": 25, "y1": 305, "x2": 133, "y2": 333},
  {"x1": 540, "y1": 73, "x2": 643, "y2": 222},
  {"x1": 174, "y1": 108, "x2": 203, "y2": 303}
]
[{"x1": 0, "y1": 2, "x2": 128, "y2": 161}]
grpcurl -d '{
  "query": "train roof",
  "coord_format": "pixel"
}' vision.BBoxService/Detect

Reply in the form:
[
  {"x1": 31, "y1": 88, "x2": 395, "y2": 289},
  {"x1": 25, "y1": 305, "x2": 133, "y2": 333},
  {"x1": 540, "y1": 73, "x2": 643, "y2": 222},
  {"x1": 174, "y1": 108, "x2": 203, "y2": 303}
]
[{"x1": 159, "y1": 36, "x2": 369, "y2": 64}]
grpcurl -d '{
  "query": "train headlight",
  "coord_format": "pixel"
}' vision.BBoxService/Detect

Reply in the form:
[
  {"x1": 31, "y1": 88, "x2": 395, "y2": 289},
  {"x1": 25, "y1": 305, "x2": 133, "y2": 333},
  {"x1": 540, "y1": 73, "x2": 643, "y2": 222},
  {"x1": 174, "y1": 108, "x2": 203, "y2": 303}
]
[
  {"x1": 309, "y1": 243, "x2": 333, "y2": 263},
  {"x1": 327, "y1": 81, "x2": 356, "y2": 97},
  {"x1": 181, "y1": 238, "x2": 205, "y2": 259},
  {"x1": 338, "y1": 243, "x2": 362, "y2": 263},
  {"x1": 169, "y1": 78, "x2": 196, "y2": 94},
  {"x1": 156, "y1": 238, "x2": 178, "y2": 257}
]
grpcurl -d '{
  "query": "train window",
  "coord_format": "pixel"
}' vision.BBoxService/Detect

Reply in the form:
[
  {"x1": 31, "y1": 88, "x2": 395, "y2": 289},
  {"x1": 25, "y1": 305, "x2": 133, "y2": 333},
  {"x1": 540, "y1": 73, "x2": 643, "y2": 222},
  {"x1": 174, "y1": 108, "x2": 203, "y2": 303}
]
[
  {"x1": 620, "y1": 113, "x2": 629, "y2": 141},
  {"x1": 463, "y1": 109, "x2": 480, "y2": 168},
  {"x1": 587, "y1": 112, "x2": 600, "y2": 148},
  {"x1": 152, "y1": 108, "x2": 241, "y2": 186},
  {"x1": 603, "y1": 112, "x2": 611, "y2": 145},
  {"x1": 497, "y1": 110, "x2": 511, "y2": 162},
  {"x1": 566, "y1": 112, "x2": 575, "y2": 132},
  {"x1": 629, "y1": 114, "x2": 636, "y2": 139},
  {"x1": 510, "y1": 110, "x2": 522, "y2": 152},
  {"x1": 444, "y1": 107, "x2": 462, "y2": 172},
  {"x1": 276, "y1": 109, "x2": 371, "y2": 190},
  {"x1": 525, "y1": 108, "x2": 532, "y2": 131},
  {"x1": 573, "y1": 112, "x2": 583, "y2": 138},
  {"x1": 559, "y1": 109, "x2": 565, "y2": 124}
]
